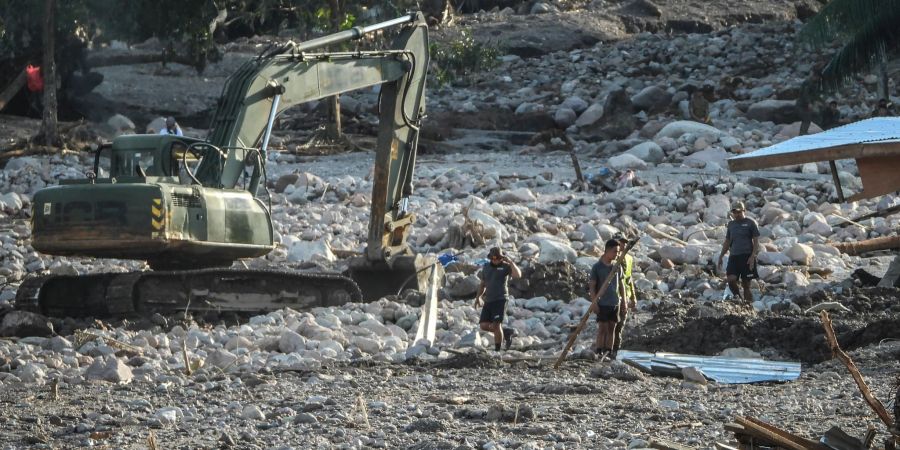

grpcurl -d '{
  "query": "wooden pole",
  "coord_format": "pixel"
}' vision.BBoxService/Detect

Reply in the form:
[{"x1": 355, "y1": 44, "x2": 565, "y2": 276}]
[
  {"x1": 554, "y1": 237, "x2": 638, "y2": 369},
  {"x1": 829, "y1": 160, "x2": 845, "y2": 203},
  {"x1": 820, "y1": 311, "x2": 895, "y2": 429},
  {"x1": 0, "y1": 69, "x2": 26, "y2": 111}
]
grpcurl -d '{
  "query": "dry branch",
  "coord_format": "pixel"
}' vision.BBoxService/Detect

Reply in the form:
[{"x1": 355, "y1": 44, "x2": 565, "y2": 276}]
[{"x1": 820, "y1": 310, "x2": 894, "y2": 429}]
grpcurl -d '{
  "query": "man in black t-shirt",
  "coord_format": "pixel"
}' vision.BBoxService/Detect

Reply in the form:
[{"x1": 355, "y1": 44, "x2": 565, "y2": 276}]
[
  {"x1": 717, "y1": 201, "x2": 760, "y2": 306},
  {"x1": 474, "y1": 247, "x2": 522, "y2": 351},
  {"x1": 590, "y1": 239, "x2": 621, "y2": 361}
]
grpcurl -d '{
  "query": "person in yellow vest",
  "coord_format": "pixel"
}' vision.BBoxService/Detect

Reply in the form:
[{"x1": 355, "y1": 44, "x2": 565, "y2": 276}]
[{"x1": 612, "y1": 234, "x2": 636, "y2": 358}]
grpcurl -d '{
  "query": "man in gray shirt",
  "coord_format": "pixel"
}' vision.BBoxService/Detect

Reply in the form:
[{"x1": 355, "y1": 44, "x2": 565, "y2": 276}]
[
  {"x1": 717, "y1": 201, "x2": 760, "y2": 306},
  {"x1": 589, "y1": 239, "x2": 621, "y2": 361},
  {"x1": 474, "y1": 247, "x2": 521, "y2": 351}
]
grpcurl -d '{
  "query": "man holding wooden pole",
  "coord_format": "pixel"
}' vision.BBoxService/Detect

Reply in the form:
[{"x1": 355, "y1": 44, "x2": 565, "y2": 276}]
[{"x1": 590, "y1": 239, "x2": 623, "y2": 361}]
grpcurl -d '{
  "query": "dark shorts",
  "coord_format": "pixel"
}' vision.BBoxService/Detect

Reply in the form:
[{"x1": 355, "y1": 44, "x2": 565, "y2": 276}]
[
  {"x1": 726, "y1": 253, "x2": 759, "y2": 281},
  {"x1": 596, "y1": 305, "x2": 619, "y2": 323},
  {"x1": 479, "y1": 300, "x2": 507, "y2": 323}
]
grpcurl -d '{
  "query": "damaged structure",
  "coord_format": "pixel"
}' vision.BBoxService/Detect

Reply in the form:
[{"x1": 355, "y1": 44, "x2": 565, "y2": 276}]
[{"x1": 728, "y1": 118, "x2": 900, "y2": 287}]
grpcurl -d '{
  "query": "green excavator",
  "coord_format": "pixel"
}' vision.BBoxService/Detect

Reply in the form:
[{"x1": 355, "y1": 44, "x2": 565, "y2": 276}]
[{"x1": 17, "y1": 13, "x2": 439, "y2": 317}]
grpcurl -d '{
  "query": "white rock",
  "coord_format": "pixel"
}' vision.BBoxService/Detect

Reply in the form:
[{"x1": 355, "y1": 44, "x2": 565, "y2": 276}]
[
  {"x1": 206, "y1": 349, "x2": 238, "y2": 370},
  {"x1": 153, "y1": 407, "x2": 183, "y2": 426},
  {"x1": 352, "y1": 336, "x2": 382, "y2": 354},
  {"x1": 757, "y1": 251, "x2": 792, "y2": 265},
  {"x1": 657, "y1": 245, "x2": 702, "y2": 264},
  {"x1": 287, "y1": 240, "x2": 336, "y2": 263},
  {"x1": 785, "y1": 243, "x2": 815, "y2": 265},
  {"x1": 537, "y1": 239, "x2": 577, "y2": 263},
  {"x1": 241, "y1": 405, "x2": 266, "y2": 421},
  {"x1": 14, "y1": 363, "x2": 46, "y2": 383},
  {"x1": 106, "y1": 114, "x2": 135, "y2": 133},
  {"x1": 278, "y1": 330, "x2": 307, "y2": 353},
  {"x1": 84, "y1": 356, "x2": 133, "y2": 383},
  {"x1": 608, "y1": 153, "x2": 648, "y2": 170},
  {"x1": 496, "y1": 187, "x2": 536, "y2": 203},
  {"x1": 654, "y1": 121, "x2": 723, "y2": 140},
  {"x1": 0, "y1": 192, "x2": 23, "y2": 213},
  {"x1": 681, "y1": 367, "x2": 707, "y2": 385}
]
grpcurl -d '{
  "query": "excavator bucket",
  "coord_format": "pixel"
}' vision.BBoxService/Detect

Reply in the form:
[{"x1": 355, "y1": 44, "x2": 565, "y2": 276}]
[{"x1": 347, "y1": 254, "x2": 442, "y2": 302}]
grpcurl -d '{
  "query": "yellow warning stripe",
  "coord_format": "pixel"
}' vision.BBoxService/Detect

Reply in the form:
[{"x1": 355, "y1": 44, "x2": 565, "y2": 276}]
[{"x1": 151, "y1": 198, "x2": 164, "y2": 230}]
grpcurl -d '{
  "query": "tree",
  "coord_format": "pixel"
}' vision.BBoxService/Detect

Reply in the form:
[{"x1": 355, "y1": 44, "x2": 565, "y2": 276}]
[
  {"x1": 36, "y1": 0, "x2": 60, "y2": 146},
  {"x1": 798, "y1": 0, "x2": 900, "y2": 96}
]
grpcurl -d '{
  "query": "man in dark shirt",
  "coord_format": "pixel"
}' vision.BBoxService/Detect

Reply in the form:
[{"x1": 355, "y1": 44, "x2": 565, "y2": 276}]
[
  {"x1": 474, "y1": 247, "x2": 521, "y2": 351},
  {"x1": 717, "y1": 201, "x2": 760, "y2": 306},
  {"x1": 589, "y1": 239, "x2": 621, "y2": 361}
]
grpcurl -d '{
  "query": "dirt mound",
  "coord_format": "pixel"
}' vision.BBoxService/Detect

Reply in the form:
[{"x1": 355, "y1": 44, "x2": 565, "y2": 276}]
[
  {"x1": 627, "y1": 289, "x2": 900, "y2": 364},
  {"x1": 428, "y1": 351, "x2": 503, "y2": 369}
]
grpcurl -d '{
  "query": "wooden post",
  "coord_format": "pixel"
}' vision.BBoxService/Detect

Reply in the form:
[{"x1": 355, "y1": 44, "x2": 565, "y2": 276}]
[
  {"x1": 0, "y1": 69, "x2": 26, "y2": 111},
  {"x1": 570, "y1": 150, "x2": 586, "y2": 189},
  {"x1": 554, "y1": 238, "x2": 638, "y2": 369},
  {"x1": 829, "y1": 160, "x2": 845, "y2": 202},
  {"x1": 831, "y1": 235, "x2": 900, "y2": 256}
]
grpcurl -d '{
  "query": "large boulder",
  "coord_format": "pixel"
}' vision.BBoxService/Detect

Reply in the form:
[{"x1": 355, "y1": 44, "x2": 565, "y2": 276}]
[
  {"x1": 537, "y1": 239, "x2": 577, "y2": 263},
  {"x1": 786, "y1": 243, "x2": 815, "y2": 265},
  {"x1": 608, "y1": 153, "x2": 648, "y2": 170},
  {"x1": 746, "y1": 99, "x2": 799, "y2": 124},
  {"x1": 631, "y1": 85, "x2": 672, "y2": 113},
  {"x1": 84, "y1": 355, "x2": 133, "y2": 383},
  {"x1": 575, "y1": 104, "x2": 605, "y2": 128},
  {"x1": 654, "y1": 121, "x2": 723, "y2": 140},
  {"x1": 657, "y1": 245, "x2": 703, "y2": 264},
  {"x1": 625, "y1": 141, "x2": 665, "y2": 163},
  {"x1": 684, "y1": 147, "x2": 729, "y2": 169}
]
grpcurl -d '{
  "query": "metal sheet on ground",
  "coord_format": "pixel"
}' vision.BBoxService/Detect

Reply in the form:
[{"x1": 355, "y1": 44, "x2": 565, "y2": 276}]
[{"x1": 617, "y1": 350, "x2": 801, "y2": 384}]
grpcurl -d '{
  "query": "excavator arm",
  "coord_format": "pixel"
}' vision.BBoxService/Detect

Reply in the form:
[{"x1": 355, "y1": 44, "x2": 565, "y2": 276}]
[{"x1": 196, "y1": 12, "x2": 435, "y2": 300}]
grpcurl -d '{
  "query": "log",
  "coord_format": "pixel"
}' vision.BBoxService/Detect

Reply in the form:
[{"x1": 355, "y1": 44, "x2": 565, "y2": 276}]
[
  {"x1": 820, "y1": 311, "x2": 895, "y2": 429},
  {"x1": 732, "y1": 417, "x2": 806, "y2": 450},
  {"x1": 0, "y1": 69, "x2": 26, "y2": 111},
  {"x1": 831, "y1": 235, "x2": 900, "y2": 256}
]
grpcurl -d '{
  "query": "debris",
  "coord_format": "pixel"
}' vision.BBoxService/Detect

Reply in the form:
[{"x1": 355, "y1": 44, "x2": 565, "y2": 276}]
[
  {"x1": 820, "y1": 311, "x2": 895, "y2": 429},
  {"x1": 617, "y1": 350, "x2": 801, "y2": 384},
  {"x1": 804, "y1": 302, "x2": 852, "y2": 314},
  {"x1": 726, "y1": 416, "x2": 819, "y2": 450}
]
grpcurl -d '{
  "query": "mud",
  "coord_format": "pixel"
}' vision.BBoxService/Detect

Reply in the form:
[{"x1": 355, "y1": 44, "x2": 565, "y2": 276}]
[
  {"x1": 627, "y1": 287, "x2": 900, "y2": 364},
  {"x1": 513, "y1": 261, "x2": 591, "y2": 301}
]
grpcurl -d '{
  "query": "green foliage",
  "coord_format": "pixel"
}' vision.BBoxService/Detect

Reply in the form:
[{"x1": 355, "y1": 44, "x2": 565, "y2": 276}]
[
  {"x1": 429, "y1": 29, "x2": 499, "y2": 86},
  {"x1": 798, "y1": 0, "x2": 900, "y2": 95}
]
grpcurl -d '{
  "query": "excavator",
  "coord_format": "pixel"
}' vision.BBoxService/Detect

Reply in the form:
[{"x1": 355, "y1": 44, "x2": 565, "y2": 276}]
[{"x1": 17, "y1": 13, "x2": 440, "y2": 317}]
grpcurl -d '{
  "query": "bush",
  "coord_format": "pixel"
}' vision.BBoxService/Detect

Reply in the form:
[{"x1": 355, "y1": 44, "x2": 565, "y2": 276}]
[{"x1": 429, "y1": 29, "x2": 499, "y2": 86}]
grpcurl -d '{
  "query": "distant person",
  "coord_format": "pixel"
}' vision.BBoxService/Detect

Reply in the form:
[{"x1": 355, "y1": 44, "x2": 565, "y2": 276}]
[
  {"x1": 820, "y1": 100, "x2": 842, "y2": 129},
  {"x1": 611, "y1": 235, "x2": 636, "y2": 358},
  {"x1": 474, "y1": 247, "x2": 521, "y2": 352},
  {"x1": 717, "y1": 201, "x2": 760, "y2": 307},
  {"x1": 873, "y1": 98, "x2": 894, "y2": 118},
  {"x1": 159, "y1": 117, "x2": 183, "y2": 136},
  {"x1": 590, "y1": 239, "x2": 622, "y2": 361},
  {"x1": 25, "y1": 63, "x2": 44, "y2": 116},
  {"x1": 689, "y1": 84, "x2": 713, "y2": 124}
]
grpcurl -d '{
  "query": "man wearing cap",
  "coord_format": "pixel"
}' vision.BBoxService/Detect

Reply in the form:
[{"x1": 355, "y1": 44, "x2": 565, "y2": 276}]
[
  {"x1": 612, "y1": 235, "x2": 636, "y2": 357},
  {"x1": 718, "y1": 201, "x2": 760, "y2": 306},
  {"x1": 474, "y1": 247, "x2": 521, "y2": 351}
]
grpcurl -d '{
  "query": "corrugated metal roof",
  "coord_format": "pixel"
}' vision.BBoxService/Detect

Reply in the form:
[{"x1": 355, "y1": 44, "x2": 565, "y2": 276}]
[
  {"x1": 728, "y1": 117, "x2": 900, "y2": 171},
  {"x1": 617, "y1": 350, "x2": 802, "y2": 384}
]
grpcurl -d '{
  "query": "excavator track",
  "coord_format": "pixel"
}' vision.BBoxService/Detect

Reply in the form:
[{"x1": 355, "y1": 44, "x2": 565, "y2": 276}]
[{"x1": 16, "y1": 269, "x2": 363, "y2": 318}]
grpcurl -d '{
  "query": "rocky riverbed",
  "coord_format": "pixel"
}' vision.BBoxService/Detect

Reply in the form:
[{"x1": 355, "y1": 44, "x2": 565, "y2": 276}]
[{"x1": 1, "y1": 1, "x2": 900, "y2": 448}]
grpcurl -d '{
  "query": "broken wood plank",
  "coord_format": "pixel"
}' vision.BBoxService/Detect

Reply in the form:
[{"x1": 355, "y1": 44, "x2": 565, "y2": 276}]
[
  {"x1": 649, "y1": 438, "x2": 696, "y2": 450},
  {"x1": 713, "y1": 443, "x2": 739, "y2": 450},
  {"x1": 742, "y1": 416, "x2": 827, "y2": 449},
  {"x1": 831, "y1": 235, "x2": 900, "y2": 256},
  {"x1": 820, "y1": 311, "x2": 895, "y2": 429},
  {"x1": 0, "y1": 69, "x2": 27, "y2": 111},
  {"x1": 733, "y1": 417, "x2": 806, "y2": 450}
]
